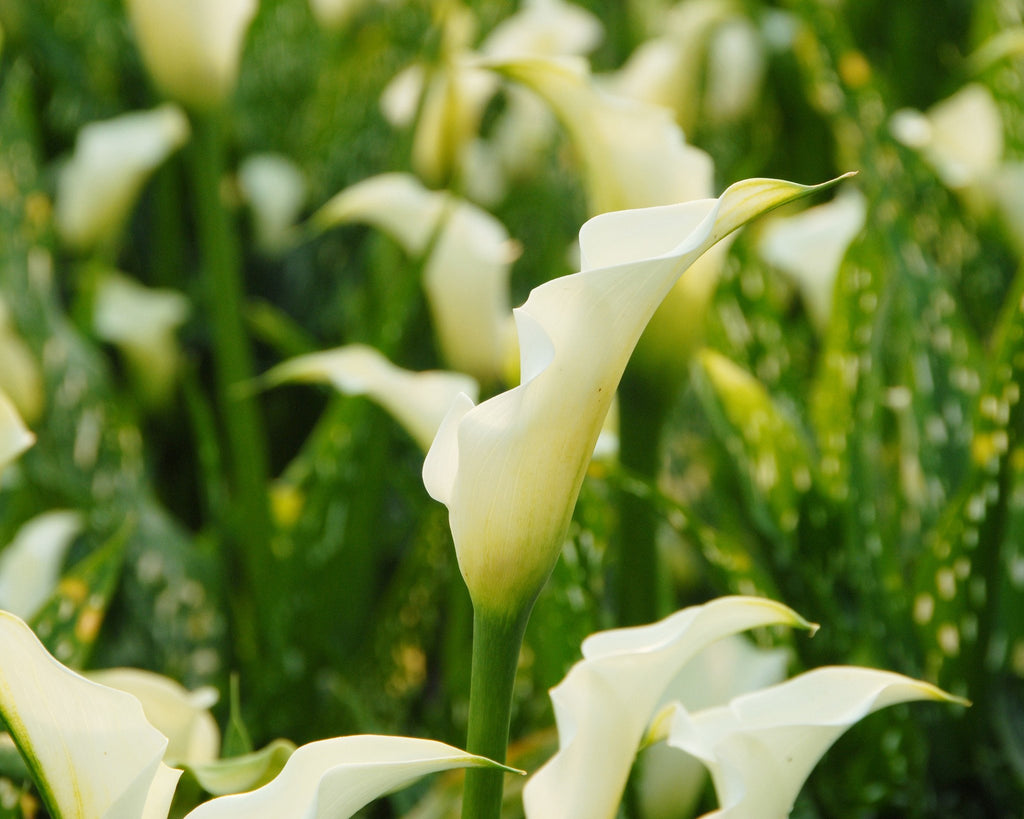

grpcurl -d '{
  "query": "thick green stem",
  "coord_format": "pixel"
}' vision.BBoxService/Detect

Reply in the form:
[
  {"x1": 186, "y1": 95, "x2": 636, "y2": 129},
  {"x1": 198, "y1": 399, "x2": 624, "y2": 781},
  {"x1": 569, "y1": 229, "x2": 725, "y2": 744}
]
[
  {"x1": 615, "y1": 374, "x2": 671, "y2": 627},
  {"x1": 461, "y1": 606, "x2": 531, "y2": 819},
  {"x1": 188, "y1": 112, "x2": 271, "y2": 662}
]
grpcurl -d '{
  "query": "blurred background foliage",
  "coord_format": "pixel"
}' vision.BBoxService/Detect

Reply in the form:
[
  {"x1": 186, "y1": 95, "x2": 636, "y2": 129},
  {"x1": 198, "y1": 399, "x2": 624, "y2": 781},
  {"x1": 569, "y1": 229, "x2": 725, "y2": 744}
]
[{"x1": 1, "y1": 0, "x2": 1023, "y2": 815}]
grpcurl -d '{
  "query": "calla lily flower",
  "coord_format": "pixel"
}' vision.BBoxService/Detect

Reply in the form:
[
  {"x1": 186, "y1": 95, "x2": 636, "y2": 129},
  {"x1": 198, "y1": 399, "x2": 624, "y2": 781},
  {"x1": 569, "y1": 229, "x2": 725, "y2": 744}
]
[
  {"x1": 521, "y1": 596, "x2": 812, "y2": 818},
  {"x1": 0, "y1": 299, "x2": 44, "y2": 423},
  {"x1": 485, "y1": 55, "x2": 712, "y2": 215},
  {"x1": 55, "y1": 105, "x2": 190, "y2": 251},
  {"x1": 663, "y1": 666, "x2": 964, "y2": 818},
  {"x1": 757, "y1": 187, "x2": 867, "y2": 334},
  {"x1": 0, "y1": 511, "x2": 83, "y2": 620},
  {"x1": 313, "y1": 173, "x2": 517, "y2": 382},
  {"x1": 86, "y1": 668, "x2": 220, "y2": 766},
  {"x1": 480, "y1": 0, "x2": 604, "y2": 59},
  {"x1": 263, "y1": 344, "x2": 479, "y2": 452},
  {"x1": 423, "y1": 175, "x2": 846, "y2": 616},
  {"x1": 635, "y1": 634, "x2": 789, "y2": 819},
  {"x1": 0, "y1": 610, "x2": 513, "y2": 818},
  {"x1": 92, "y1": 272, "x2": 190, "y2": 407},
  {"x1": 308, "y1": 0, "x2": 371, "y2": 30},
  {"x1": 237, "y1": 153, "x2": 308, "y2": 253},
  {"x1": 890, "y1": 83, "x2": 1004, "y2": 190},
  {"x1": 0, "y1": 388, "x2": 33, "y2": 475},
  {"x1": 126, "y1": 0, "x2": 258, "y2": 110}
]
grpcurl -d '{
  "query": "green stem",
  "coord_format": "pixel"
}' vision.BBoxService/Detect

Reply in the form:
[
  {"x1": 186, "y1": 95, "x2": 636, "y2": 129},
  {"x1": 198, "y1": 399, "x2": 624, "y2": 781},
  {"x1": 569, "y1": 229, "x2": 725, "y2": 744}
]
[
  {"x1": 188, "y1": 111, "x2": 271, "y2": 663},
  {"x1": 615, "y1": 374, "x2": 671, "y2": 627},
  {"x1": 461, "y1": 606, "x2": 531, "y2": 819}
]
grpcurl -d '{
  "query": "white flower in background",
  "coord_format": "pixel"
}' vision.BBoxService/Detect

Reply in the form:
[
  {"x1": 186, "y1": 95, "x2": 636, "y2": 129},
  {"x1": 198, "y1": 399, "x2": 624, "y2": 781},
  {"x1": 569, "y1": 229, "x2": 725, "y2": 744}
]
[
  {"x1": 237, "y1": 153, "x2": 308, "y2": 253},
  {"x1": 703, "y1": 16, "x2": 765, "y2": 124},
  {"x1": 263, "y1": 344, "x2": 479, "y2": 452},
  {"x1": 664, "y1": 666, "x2": 963, "y2": 818},
  {"x1": 423, "y1": 176, "x2": 843, "y2": 616},
  {"x1": 314, "y1": 173, "x2": 518, "y2": 383},
  {"x1": 890, "y1": 83, "x2": 1004, "y2": 190},
  {"x1": 126, "y1": 0, "x2": 258, "y2": 110},
  {"x1": 635, "y1": 634, "x2": 789, "y2": 819},
  {"x1": 0, "y1": 299, "x2": 44, "y2": 423},
  {"x1": 758, "y1": 186, "x2": 867, "y2": 334},
  {"x1": 0, "y1": 610, "x2": 513, "y2": 818},
  {"x1": 308, "y1": 0, "x2": 370, "y2": 30},
  {"x1": 0, "y1": 389, "x2": 34, "y2": 476},
  {"x1": 523, "y1": 597, "x2": 963, "y2": 819},
  {"x1": 0, "y1": 511, "x2": 83, "y2": 621},
  {"x1": 55, "y1": 104, "x2": 190, "y2": 251},
  {"x1": 486, "y1": 55, "x2": 713, "y2": 215},
  {"x1": 93, "y1": 272, "x2": 190, "y2": 407},
  {"x1": 480, "y1": 0, "x2": 603, "y2": 59}
]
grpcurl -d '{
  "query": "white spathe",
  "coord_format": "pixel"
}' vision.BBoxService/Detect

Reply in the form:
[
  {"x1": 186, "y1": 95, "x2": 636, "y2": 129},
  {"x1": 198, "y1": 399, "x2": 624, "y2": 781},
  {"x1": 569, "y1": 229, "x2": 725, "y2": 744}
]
[
  {"x1": 87, "y1": 668, "x2": 220, "y2": 766},
  {"x1": 238, "y1": 153, "x2": 308, "y2": 253},
  {"x1": 185, "y1": 735, "x2": 509, "y2": 818},
  {"x1": 481, "y1": 0, "x2": 603, "y2": 59},
  {"x1": 0, "y1": 610, "x2": 182, "y2": 819},
  {"x1": 126, "y1": 0, "x2": 258, "y2": 110},
  {"x1": 666, "y1": 666, "x2": 964, "y2": 818},
  {"x1": 263, "y1": 344, "x2": 479, "y2": 452},
  {"x1": 423, "y1": 176, "x2": 846, "y2": 616},
  {"x1": 521, "y1": 597, "x2": 813, "y2": 819},
  {"x1": 314, "y1": 174, "x2": 517, "y2": 382},
  {"x1": 0, "y1": 299, "x2": 44, "y2": 423},
  {"x1": 485, "y1": 55, "x2": 713, "y2": 215},
  {"x1": 757, "y1": 186, "x2": 867, "y2": 333},
  {"x1": 0, "y1": 389, "x2": 34, "y2": 475},
  {"x1": 0, "y1": 511, "x2": 83, "y2": 621},
  {"x1": 0, "y1": 610, "x2": 513, "y2": 818},
  {"x1": 55, "y1": 105, "x2": 190, "y2": 250}
]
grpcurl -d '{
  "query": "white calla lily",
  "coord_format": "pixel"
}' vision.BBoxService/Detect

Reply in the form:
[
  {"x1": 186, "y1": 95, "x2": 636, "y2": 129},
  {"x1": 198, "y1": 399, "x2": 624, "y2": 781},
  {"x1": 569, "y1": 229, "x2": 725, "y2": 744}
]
[
  {"x1": 238, "y1": 153, "x2": 308, "y2": 253},
  {"x1": 186, "y1": 735, "x2": 512, "y2": 818},
  {"x1": 55, "y1": 105, "x2": 190, "y2": 251},
  {"x1": 314, "y1": 173, "x2": 517, "y2": 381},
  {"x1": 0, "y1": 610, "x2": 513, "y2": 818},
  {"x1": 308, "y1": 0, "x2": 370, "y2": 30},
  {"x1": 758, "y1": 187, "x2": 866, "y2": 333},
  {"x1": 480, "y1": 0, "x2": 603, "y2": 59},
  {"x1": 126, "y1": 0, "x2": 258, "y2": 110},
  {"x1": 86, "y1": 668, "x2": 220, "y2": 766},
  {"x1": 263, "y1": 344, "x2": 479, "y2": 452},
  {"x1": 0, "y1": 610, "x2": 182, "y2": 819},
  {"x1": 665, "y1": 666, "x2": 966, "y2": 818},
  {"x1": 423, "y1": 175, "x2": 845, "y2": 615},
  {"x1": 636, "y1": 634, "x2": 790, "y2": 819},
  {"x1": 0, "y1": 299, "x2": 44, "y2": 423},
  {"x1": 93, "y1": 272, "x2": 190, "y2": 406},
  {"x1": 890, "y1": 83, "x2": 1004, "y2": 190},
  {"x1": 0, "y1": 511, "x2": 83, "y2": 620},
  {"x1": 486, "y1": 55, "x2": 712, "y2": 215},
  {"x1": 520, "y1": 596, "x2": 812, "y2": 819},
  {"x1": 0, "y1": 389, "x2": 34, "y2": 475}
]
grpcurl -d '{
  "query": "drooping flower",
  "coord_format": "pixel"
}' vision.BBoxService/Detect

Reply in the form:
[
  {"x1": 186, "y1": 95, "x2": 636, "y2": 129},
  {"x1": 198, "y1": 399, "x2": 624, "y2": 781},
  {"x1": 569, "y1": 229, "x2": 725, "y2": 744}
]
[
  {"x1": 0, "y1": 388, "x2": 33, "y2": 475},
  {"x1": 423, "y1": 175, "x2": 846, "y2": 616},
  {"x1": 757, "y1": 186, "x2": 867, "y2": 334},
  {"x1": 92, "y1": 272, "x2": 190, "y2": 407},
  {"x1": 0, "y1": 511, "x2": 83, "y2": 621},
  {"x1": 55, "y1": 105, "x2": 190, "y2": 251},
  {"x1": 313, "y1": 173, "x2": 518, "y2": 383},
  {"x1": 237, "y1": 153, "x2": 308, "y2": 254},
  {"x1": 125, "y1": 0, "x2": 258, "y2": 110},
  {"x1": 0, "y1": 299, "x2": 44, "y2": 423},
  {"x1": 262, "y1": 344, "x2": 479, "y2": 452},
  {"x1": 0, "y1": 610, "x2": 513, "y2": 818}
]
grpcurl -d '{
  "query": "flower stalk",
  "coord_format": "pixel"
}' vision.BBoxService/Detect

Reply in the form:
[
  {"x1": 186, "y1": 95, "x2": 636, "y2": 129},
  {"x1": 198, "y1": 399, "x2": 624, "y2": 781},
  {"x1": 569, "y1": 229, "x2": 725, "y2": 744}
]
[{"x1": 461, "y1": 605, "x2": 531, "y2": 819}]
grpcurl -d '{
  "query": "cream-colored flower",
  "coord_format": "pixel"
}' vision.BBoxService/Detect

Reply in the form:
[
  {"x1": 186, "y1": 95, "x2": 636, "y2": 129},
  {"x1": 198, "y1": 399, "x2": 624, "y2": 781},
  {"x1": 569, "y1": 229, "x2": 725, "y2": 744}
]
[
  {"x1": 55, "y1": 105, "x2": 190, "y2": 251},
  {"x1": 0, "y1": 389, "x2": 34, "y2": 476},
  {"x1": 757, "y1": 186, "x2": 867, "y2": 333},
  {"x1": 0, "y1": 299, "x2": 44, "y2": 423},
  {"x1": 237, "y1": 153, "x2": 308, "y2": 253},
  {"x1": 423, "y1": 176, "x2": 844, "y2": 615},
  {"x1": 93, "y1": 272, "x2": 190, "y2": 407},
  {"x1": 263, "y1": 344, "x2": 479, "y2": 452},
  {"x1": 314, "y1": 173, "x2": 517, "y2": 382},
  {"x1": 0, "y1": 511, "x2": 83, "y2": 621},
  {"x1": 126, "y1": 0, "x2": 258, "y2": 110}
]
